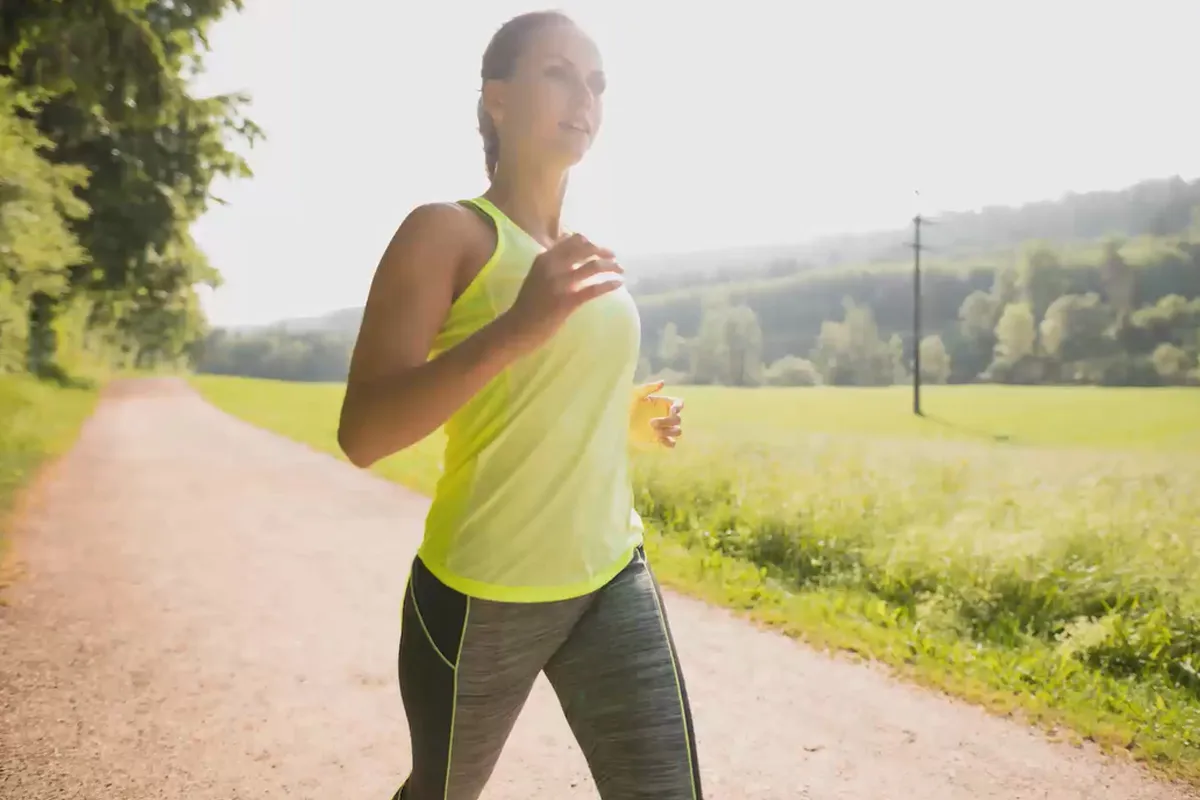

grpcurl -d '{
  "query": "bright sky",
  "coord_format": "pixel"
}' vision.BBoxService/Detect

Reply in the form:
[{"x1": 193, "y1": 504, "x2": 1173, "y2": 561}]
[{"x1": 190, "y1": 0, "x2": 1200, "y2": 327}]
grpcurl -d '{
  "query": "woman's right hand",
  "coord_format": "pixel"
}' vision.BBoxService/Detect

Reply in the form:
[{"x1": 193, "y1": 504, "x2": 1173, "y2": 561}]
[{"x1": 500, "y1": 233, "x2": 624, "y2": 354}]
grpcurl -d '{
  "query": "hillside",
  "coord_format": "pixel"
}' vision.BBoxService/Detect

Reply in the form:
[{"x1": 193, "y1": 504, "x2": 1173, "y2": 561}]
[
  {"x1": 253, "y1": 174, "x2": 1200, "y2": 336},
  {"x1": 196, "y1": 175, "x2": 1200, "y2": 388}
]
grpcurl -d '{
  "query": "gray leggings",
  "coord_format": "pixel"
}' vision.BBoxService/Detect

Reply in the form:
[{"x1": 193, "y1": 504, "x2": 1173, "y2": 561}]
[{"x1": 392, "y1": 547, "x2": 703, "y2": 800}]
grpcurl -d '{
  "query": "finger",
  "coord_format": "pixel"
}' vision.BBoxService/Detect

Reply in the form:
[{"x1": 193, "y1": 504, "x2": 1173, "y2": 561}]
[
  {"x1": 670, "y1": 398, "x2": 685, "y2": 414},
  {"x1": 655, "y1": 425, "x2": 682, "y2": 438},
  {"x1": 636, "y1": 381, "x2": 666, "y2": 400},
  {"x1": 651, "y1": 414, "x2": 681, "y2": 429},
  {"x1": 548, "y1": 234, "x2": 614, "y2": 269},
  {"x1": 658, "y1": 435, "x2": 677, "y2": 449},
  {"x1": 643, "y1": 399, "x2": 674, "y2": 419},
  {"x1": 570, "y1": 276, "x2": 624, "y2": 306},
  {"x1": 563, "y1": 258, "x2": 624, "y2": 288}
]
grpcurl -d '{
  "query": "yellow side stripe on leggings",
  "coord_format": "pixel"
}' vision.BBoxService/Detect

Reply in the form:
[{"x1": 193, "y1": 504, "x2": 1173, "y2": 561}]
[
  {"x1": 408, "y1": 580, "x2": 456, "y2": 670},
  {"x1": 443, "y1": 597, "x2": 470, "y2": 800},
  {"x1": 645, "y1": 566, "x2": 699, "y2": 800}
]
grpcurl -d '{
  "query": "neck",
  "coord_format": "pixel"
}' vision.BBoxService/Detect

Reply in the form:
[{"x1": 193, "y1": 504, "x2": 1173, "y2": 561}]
[{"x1": 484, "y1": 156, "x2": 570, "y2": 247}]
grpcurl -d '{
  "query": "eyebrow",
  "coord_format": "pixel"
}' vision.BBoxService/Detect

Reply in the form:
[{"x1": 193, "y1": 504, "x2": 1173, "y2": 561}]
[{"x1": 545, "y1": 53, "x2": 604, "y2": 81}]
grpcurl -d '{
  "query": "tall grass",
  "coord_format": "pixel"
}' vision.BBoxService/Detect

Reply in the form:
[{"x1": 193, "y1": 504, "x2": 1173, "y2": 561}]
[{"x1": 634, "y1": 428, "x2": 1200, "y2": 767}]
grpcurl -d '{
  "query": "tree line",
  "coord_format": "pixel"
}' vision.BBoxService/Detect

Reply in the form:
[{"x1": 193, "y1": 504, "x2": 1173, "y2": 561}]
[
  {"x1": 198, "y1": 225, "x2": 1200, "y2": 388},
  {"x1": 636, "y1": 226, "x2": 1200, "y2": 387},
  {"x1": 0, "y1": 1, "x2": 256, "y2": 380},
  {"x1": 197, "y1": 327, "x2": 354, "y2": 383}
]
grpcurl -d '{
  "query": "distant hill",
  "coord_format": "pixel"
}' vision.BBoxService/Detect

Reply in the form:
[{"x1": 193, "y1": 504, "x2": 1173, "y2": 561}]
[
  {"x1": 273, "y1": 307, "x2": 363, "y2": 335},
  {"x1": 227, "y1": 307, "x2": 363, "y2": 336},
  {"x1": 246, "y1": 174, "x2": 1200, "y2": 335}
]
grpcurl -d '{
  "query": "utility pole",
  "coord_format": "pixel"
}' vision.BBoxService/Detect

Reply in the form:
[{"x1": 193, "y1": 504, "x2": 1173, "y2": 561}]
[{"x1": 909, "y1": 213, "x2": 931, "y2": 416}]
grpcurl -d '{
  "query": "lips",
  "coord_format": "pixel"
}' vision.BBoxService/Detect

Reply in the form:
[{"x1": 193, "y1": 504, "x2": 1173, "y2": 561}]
[{"x1": 561, "y1": 121, "x2": 590, "y2": 135}]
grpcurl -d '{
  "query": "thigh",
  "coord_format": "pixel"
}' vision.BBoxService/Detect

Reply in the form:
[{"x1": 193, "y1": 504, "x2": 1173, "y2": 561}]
[
  {"x1": 397, "y1": 556, "x2": 587, "y2": 800},
  {"x1": 544, "y1": 549, "x2": 703, "y2": 800}
]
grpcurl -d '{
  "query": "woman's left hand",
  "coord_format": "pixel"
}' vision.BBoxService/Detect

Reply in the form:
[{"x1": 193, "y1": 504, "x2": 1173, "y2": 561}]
[{"x1": 631, "y1": 380, "x2": 684, "y2": 449}]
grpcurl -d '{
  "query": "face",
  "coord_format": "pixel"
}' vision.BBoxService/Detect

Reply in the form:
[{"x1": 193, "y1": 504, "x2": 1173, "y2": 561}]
[{"x1": 484, "y1": 21, "x2": 606, "y2": 171}]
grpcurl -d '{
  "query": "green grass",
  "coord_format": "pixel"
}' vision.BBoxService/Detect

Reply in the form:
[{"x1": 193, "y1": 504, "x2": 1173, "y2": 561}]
[
  {"x1": 674, "y1": 384, "x2": 1200, "y2": 451},
  {"x1": 192, "y1": 375, "x2": 1200, "y2": 786},
  {"x1": 0, "y1": 375, "x2": 100, "y2": 576},
  {"x1": 192, "y1": 375, "x2": 445, "y2": 494}
]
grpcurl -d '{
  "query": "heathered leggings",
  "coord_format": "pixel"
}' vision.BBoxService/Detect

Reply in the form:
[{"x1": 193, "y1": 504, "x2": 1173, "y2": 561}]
[{"x1": 391, "y1": 546, "x2": 703, "y2": 800}]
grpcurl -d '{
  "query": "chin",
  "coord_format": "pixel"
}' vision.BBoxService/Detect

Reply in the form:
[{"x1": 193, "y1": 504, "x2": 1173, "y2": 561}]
[{"x1": 549, "y1": 135, "x2": 593, "y2": 170}]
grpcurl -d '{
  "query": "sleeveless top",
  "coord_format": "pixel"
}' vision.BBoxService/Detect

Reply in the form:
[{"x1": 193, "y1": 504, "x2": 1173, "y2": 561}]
[{"x1": 416, "y1": 196, "x2": 645, "y2": 603}]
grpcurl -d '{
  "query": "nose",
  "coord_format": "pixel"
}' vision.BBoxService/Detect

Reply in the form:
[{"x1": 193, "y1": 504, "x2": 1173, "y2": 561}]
[{"x1": 570, "y1": 74, "x2": 596, "y2": 111}]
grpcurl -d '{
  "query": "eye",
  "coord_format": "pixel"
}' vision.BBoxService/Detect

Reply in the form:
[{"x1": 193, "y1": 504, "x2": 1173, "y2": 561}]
[
  {"x1": 588, "y1": 73, "x2": 607, "y2": 96},
  {"x1": 544, "y1": 63, "x2": 572, "y2": 82}
]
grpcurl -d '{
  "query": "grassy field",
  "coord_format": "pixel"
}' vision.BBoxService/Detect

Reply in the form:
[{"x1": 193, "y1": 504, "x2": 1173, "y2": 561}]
[
  {"x1": 0, "y1": 376, "x2": 100, "y2": 580},
  {"x1": 192, "y1": 375, "x2": 1200, "y2": 784}
]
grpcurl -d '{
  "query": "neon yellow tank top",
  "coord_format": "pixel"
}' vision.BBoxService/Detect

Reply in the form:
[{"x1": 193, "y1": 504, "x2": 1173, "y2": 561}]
[{"x1": 417, "y1": 196, "x2": 645, "y2": 603}]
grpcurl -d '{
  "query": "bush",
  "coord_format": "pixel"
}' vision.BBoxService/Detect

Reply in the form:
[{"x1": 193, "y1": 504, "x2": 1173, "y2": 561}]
[{"x1": 764, "y1": 355, "x2": 822, "y2": 386}]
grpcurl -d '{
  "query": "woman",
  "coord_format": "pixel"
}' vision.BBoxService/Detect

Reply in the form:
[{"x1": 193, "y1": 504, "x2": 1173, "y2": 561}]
[{"x1": 338, "y1": 10, "x2": 702, "y2": 800}]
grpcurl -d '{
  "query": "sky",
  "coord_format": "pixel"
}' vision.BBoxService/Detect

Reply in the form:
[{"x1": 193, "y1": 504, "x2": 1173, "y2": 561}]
[{"x1": 189, "y1": 0, "x2": 1200, "y2": 327}]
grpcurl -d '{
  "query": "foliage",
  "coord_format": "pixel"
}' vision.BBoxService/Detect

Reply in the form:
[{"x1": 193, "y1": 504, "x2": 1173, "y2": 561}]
[
  {"x1": 195, "y1": 327, "x2": 354, "y2": 382},
  {"x1": 918, "y1": 335, "x2": 951, "y2": 383},
  {"x1": 809, "y1": 300, "x2": 901, "y2": 386},
  {"x1": 688, "y1": 300, "x2": 764, "y2": 386},
  {"x1": 0, "y1": 0, "x2": 259, "y2": 378},
  {"x1": 234, "y1": 178, "x2": 1200, "y2": 390},
  {"x1": 763, "y1": 355, "x2": 822, "y2": 387},
  {"x1": 1152, "y1": 343, "x2": 1195, "y2": 384},
  {"x1": 0, "y1": 78, "x2": 89, "y2": 373},
  {"x1": 632, "y1": 425, "x2": 1200, "y2": 780},
  {"x1": 626, "y1": 232, "x2": 1200, "y2": 389}
]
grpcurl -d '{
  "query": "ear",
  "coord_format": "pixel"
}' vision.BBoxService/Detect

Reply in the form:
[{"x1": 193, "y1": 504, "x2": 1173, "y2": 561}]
[{"x1": 481, "y1": 79, "x2": 506, "y2": 129}]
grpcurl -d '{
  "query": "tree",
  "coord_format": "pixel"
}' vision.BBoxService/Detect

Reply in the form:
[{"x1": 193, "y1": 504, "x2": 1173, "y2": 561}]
[
  {"x1": 1039, "y1": 293, "x2": 1115, "y2": 363},
  {"x1": 687, "y1": 300, "x2": 764, "y2": 386},
  {"x1": 1128, "y1": 295, "x2": 1200, "y2": 352},
  {"x1": 959, "y1": 290, "x2": 1000, "y2": 342},
  {"x1": 722, "y1": 305, "x2": 764, "y2": 386},
  {"x1": 763, "y1": 355, "x2": 822, "y2": 386},
  {"x1": 1016, "y1": 242, "x2": 1068, "y2": 323},
  {"x1": 195, "y1": 328, "x2": 355, "y2": 382},
  {"x1": 810, "y1": 298, "x2": 895, "y2": 386},
  {"x1": 657, "y1": 322, "x2": 688, "y2": 372},
  {"x1": 957, "y1": 289, "x2": 999, "y2": 379},
  {"x1": 1152, "y1": 343, "x2": 1192, "y2": 384},
  {"x1": 888, "y1": 333, "x2": 908, "y2": 384},
  {"x1": 990, "y1": 263, "x2": 1020, "y2": 307},
  {"x1": 0, "y1": 78, "x2": 89, "y2": 373},
  {"x1": 919, "y1": 335, "x2": 952, "y2": 383},
  {"x1": 689, "y1": 300, "x2": 732, "y2": 385},
  {"x1": 994, "y1": 302, "x2": 1037, "y2": 364},
  {"x1": 1, "y1": 0, "x2": 260, "y2": 375},
  {"x1": 1099, "y1": 238, "x2": 1137, "y2": 323}
]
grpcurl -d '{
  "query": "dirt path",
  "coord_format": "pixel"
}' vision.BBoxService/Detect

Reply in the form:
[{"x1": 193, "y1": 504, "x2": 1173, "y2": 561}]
[{"x1": 0, "y1": 379, "x2": 1194, "y2": 800}]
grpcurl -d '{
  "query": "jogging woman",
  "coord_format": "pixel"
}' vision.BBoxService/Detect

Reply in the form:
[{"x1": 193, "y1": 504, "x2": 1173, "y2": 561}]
[{"x1": 337, "y1": 10, "x2": 702, "y2": 800}]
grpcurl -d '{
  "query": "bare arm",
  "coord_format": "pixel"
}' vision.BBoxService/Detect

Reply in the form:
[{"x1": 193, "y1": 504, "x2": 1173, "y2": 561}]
[
  {"x1": 337, "y1": 203, "x2": 624, "y2": 468},
  {"x1": 337, "y1": 203, "x2": 523, "y2": 468}
]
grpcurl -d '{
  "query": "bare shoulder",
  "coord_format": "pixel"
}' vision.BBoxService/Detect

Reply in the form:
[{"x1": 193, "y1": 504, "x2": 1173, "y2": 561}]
[
  {"x1": 387, "y1": 201, "x2": 476, "y2": 255},
  {"x1": 376, "y1": 201, "x2": 492, "y2": 283},
  {"x1": 393, "y1": 200, "x2": 495, "y2": 248},
  {"x1": 348, "y1": 203, "x2": 486, "y2": 383}
]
